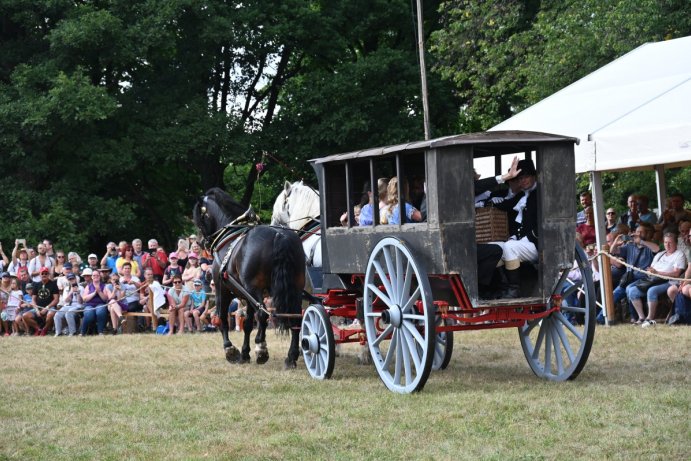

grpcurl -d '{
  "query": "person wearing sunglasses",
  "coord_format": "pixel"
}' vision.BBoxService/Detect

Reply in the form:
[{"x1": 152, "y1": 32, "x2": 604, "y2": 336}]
[
  {"x1": 605, "y1": 208, "x2": 618, "y2": 234},
  {"x1": 165, "y1": 275, "x2": 189, "y2": 335}
]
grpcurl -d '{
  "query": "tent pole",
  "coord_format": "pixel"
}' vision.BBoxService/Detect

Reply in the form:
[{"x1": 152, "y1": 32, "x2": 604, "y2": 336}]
[
  {"x1": 654, "y1": 165, "x2": 667, "y2": 215},
  {"x1": 590, "y1": 171, "x2": 612, "y2": 325}
]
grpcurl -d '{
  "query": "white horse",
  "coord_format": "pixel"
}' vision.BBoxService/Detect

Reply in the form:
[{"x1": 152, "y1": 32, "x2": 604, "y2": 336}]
[{"x1": 271, "y1": 180, "x2": 322, "y2": 268}]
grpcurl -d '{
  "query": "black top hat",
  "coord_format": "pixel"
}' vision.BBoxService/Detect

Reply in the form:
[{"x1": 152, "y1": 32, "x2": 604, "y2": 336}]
[{"x1": 516, "y1": 159, "x2": 537, "y2": 178}]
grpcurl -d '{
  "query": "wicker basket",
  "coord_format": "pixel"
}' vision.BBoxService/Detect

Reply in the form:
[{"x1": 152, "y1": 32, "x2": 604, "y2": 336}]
[{"x1": 476, "y1": 207, "x2": 509, "y2": 243}]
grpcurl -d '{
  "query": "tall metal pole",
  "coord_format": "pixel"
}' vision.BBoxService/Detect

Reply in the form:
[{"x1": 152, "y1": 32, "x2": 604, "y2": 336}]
[{"x1": 416, "y1": 0, "x2": 431, "y2": 140}]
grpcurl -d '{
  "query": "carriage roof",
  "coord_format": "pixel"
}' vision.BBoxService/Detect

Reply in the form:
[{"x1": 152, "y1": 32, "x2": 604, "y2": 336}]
[{"x1": 309, "y1": 131, "x2": 579, "y2": 164}]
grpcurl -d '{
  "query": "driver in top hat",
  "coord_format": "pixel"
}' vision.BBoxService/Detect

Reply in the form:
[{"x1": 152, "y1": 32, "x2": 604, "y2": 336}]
[{"x1": 488, "y1": 158, "x2": 539, "y2": 298}]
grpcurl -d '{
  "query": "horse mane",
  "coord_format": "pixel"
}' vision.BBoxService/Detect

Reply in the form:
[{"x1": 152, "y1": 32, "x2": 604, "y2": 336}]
[
  {"x1": 204, "y1": 187, "x2": 246, "y2": 218},
  {"x1": 283, "y1": 181, "x2": 320, "y2": 230}
]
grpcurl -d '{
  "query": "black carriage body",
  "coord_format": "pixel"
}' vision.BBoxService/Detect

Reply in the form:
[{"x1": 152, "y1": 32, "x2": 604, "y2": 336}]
[{"x1": 310, "y1": 131, "x2": 578, "y2": 303}]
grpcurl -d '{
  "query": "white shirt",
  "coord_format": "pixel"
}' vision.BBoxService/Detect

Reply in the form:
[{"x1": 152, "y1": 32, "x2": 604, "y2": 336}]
[{"x1": 651, "y1": 249, "x2": 687, "y2": 274}]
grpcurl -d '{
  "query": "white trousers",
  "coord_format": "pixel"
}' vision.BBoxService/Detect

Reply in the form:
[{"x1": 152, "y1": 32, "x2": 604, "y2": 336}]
[{"x1": 491, "y1": 236, "x2": 538, "y2": 263}]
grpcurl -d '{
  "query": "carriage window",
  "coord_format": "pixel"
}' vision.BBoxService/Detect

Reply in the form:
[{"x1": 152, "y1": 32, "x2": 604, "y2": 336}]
[{"x1": 323, "y1": 163, "x2": 348, "y2": 228}]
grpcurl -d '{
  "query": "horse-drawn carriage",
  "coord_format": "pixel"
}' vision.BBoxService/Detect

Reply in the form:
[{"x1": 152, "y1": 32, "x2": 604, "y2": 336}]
[{"x1": 196, "y1": 130, "x2": 596, "y2": 394}]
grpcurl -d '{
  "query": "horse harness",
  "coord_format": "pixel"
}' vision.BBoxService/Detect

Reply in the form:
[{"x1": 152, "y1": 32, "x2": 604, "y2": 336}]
[{"x1": 205, "y1": 207, "x2": 272, "y2": 317}]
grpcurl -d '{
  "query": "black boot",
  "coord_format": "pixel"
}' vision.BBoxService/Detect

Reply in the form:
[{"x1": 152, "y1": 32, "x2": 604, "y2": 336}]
[{"x1": 502, "y1": 267, "x2": 521, "y2": 298}]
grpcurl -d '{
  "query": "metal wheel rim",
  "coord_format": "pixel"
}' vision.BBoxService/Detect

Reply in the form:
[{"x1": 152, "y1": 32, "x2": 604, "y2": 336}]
[
  {"x1": 519, "y1": 246, "x2": 596, "y2": 381},
  {"x1": 300, "y1": 304, "x2": 335, "y2": 380},
  {"x1": 364, "y1": 237, "x2": 434, "y2": 393}
]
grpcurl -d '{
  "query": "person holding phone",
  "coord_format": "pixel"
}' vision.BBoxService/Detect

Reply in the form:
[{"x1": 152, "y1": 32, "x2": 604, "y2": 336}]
[
  {"x1": 54, "y1": 273, "x2": 82, "y2": 336},
  {"x1": 608, "y1": 222, "x2": 660, "y2": 323}
]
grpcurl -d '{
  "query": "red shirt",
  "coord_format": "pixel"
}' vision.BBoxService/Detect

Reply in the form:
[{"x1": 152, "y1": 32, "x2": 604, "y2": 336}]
[{"x1": 147, "y1": 249, "x2": 168, "y2": 277}]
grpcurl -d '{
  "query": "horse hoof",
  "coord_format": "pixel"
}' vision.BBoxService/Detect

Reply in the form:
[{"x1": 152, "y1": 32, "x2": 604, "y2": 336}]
[
  {"x1": 225, "y1": 346, "x2": 240, "y2": 363},
  {"x1": 256, "y1": 351, "x2": 270, "y2": 365},
  {"x1": 284, "y1": 358, "x2": 297, "y2": 370},
  {"x1": 357, "y1": 347, "x2": 372, "y2": 365},
  {"x1": 237, "y1": 355, "x2": 251, "y2": 364}
]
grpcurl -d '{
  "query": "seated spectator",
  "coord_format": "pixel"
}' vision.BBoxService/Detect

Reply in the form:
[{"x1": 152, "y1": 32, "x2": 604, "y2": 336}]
[
  {"x1": 131, "y1": 238, "x2": 147, "y2": 273},
  {"x1": 637, "y1": 195, "x2": 657, "y2": 224},
  {"x1": 22, "y1": 267, "x2": 59, "y2": 335},
  {"x1": 116, "y1": 244, "x2": 140, "y2": 278},
  {"x1": 608, "y1": 222, "x2": 658, "y2": 323},
  {"x1": 0, "y1": 272, "x2": 11, "y2": 335},
  {"x1": 9, "y1": 242, "x2": 31, "y2": 290},
  {"x1": 28, "y1": 243, "x2": 54, "y2": 282},
  {"x1": 359, "y1": 178, "x2": 390, "y2": 226},
  {"x1": 119, "y1": 262, "x2": 142, "y2": 311},
  {"x1": 658, "y1": 192, "x2": 691, "y2": 230},
  {"x1": 139, "y1": 267, "x2": 166, "y2": 330},
  {"x1": 176, "y1": 239, "x2": 190, "y2": 269},
  {"x1": 5, "y1": 277, "x2": 22, "y2": 335},
  {"x1": 182, "y1": 252, "x2": 202, "y2": 291},
  {"x1": 163, "y1": 252, "x2": 183, "y2": 286},
  {"x1": 86, "y1": 253, "x2": 100, "y2": 272},
  {"x1": 199, "y1": 280, "x2": 216, "y2": 331},
  {"x1": 677, "y1": 219, "x2": 691, "y2": 263},
  {"x1": 80, "y1": 270, "x2": 109, "y2": 336},
  {"x1": 576, "y1": 191, "x2": 592, "y2": 225},
  {"x1": 605, "y1": 230, "x2": 625, "y2": 286},
  {"x1": 67, "y1": 252, "x2": 85, "y2": 275},
  {"x1": 185, "y1": 279, "x2": 207, "y2": 332},
  {"x1": 15, "y1": 283, "x2": 35, "y2": 334},
  {"x1": 667, "y1": 245, "x2": 691, "y2": 326},
  {"x1": 146, "y1": 239, "x2": 168, "y2": 282},
  {"x1": 53, "y1": 250, "x2": 66, "y2": 278},
  {"x1": 605, "y1": 208, "x2": 618, "y2": 234},
  {"x1": 620, "y1": 194, "x2": 640, "y2": 231},
  {"x1": 385, "y1": 176, "x2": 422, "y2": 225},
  {"x1": 100, "y1": 242, "x2": 119, "y2": 274},
  {"x1": 80, "y1": 268, "x2": 93, "y2": 288},
  {"x1": 166, "y1": 275, "x2": 189, "y2": 335},
  {"x1": 105, "y1": 272, "x2": 128, "y2": 334},
  {"x1": 576, "y1": 206, "x2": 596, "y2": 245},
  {"x1": 54, "y1": 273, "x2": 82, "y2": 336},
  {"x1": 627, "y1": 232, "x2": 686, "y2": 327},
  {"x1": 0, "y1": 242, "x2": 8, "y2": 273}
]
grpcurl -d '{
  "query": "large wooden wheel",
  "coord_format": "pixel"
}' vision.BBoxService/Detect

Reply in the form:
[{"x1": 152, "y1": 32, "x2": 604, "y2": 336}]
[
  {"x1": 519, "y1": 246, "x2": 596, "y2": 381},
  {"x1": 363, "y1": 237, "x2": 435, "y2": 393},
  {"x1": 300, "y1": 304, "x2": 335, "y2": 380}
]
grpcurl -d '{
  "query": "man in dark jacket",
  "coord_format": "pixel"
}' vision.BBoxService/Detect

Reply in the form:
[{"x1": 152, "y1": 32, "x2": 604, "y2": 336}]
[{"x1": 491, "y1": 159, "x2": 539, "y2": 298}]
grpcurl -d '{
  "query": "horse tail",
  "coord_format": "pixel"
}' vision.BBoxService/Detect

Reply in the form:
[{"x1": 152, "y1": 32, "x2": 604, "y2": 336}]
[{"x1": 271, "y1": 231, "x2": 303, "y2": 319}]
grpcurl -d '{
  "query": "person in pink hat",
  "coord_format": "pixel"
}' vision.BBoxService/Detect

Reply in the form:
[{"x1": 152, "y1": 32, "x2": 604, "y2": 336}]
[
  {"x1": 181, "y1": 252, "x2": 202, "y2": 291},
  {"x1": 162, "y1": 252, "x2": 182, "y2": 287}
]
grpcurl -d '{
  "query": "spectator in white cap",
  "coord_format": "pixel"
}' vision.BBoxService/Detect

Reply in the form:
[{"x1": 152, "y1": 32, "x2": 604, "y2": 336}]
[{"x1": 86, "y1": 253, "x2": 100, "y2": 272}]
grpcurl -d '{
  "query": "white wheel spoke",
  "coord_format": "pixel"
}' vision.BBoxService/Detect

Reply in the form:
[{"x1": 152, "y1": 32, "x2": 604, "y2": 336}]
[
  {"x1": 382, "y1": 328, "x2": 398, "y2": 369},
  {"x1": 401, "y1": 326, "x2": 422, "y2": 372},
  {"x1": 402, "y1": 319, "x2": 425, "y2": 349},
  {"x1": 543, "y1": 322, "x2": 552, "y2": 374},
  {"x1": 530, "y1": 322, "x2": 546, "y2": 360},
  {"x1": 555, "y1": 311, "x2": 583, "y2": 341},
  {"x1": 382, "y1": 248, "x2": 397, "y2": 303},
  {"x1": 561, "y1": 305, "x2": 586, "y2": 314},
  {"x1": 394, "y1": 330, "x2": 403, "y2": 384},
  {"x1": 367, "y1": 283, "x2": 393, "y2": 308},
  {"x1": 400, "y1": 329, "x2": 413, "y2": 384},
  {"x1": 372, "y1": 260, "x2": 394, "y2": 301},
  {"x1": 553, "y1": 320, "x2": 575, "y2": 363},
  {"x1": 401, "y1": 286, "x2": 421, "y2": 312},
  {"x1": 372, "y1": 324, "x2": 394, "y2": 347},
  {"x1": 395, "y1": 248, "x2": 404, "y2": 301},
  {"x1": 550, "y1": 323, "x2": 564, "y2": 375}
]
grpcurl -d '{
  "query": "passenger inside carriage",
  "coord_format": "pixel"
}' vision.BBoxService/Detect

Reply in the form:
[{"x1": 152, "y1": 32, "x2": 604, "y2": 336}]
[
  {"x1": 383, "y1": 176, "x2": 423, "y2": 225},
  {"x1": 477, "y1": 159, "x2": 539, "y2": 298}
]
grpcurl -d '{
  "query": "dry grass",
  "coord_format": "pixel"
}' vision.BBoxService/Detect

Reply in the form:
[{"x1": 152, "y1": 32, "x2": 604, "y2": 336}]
[{"x1": 1, "y1": 325, "x2": 689, "y2": 460}]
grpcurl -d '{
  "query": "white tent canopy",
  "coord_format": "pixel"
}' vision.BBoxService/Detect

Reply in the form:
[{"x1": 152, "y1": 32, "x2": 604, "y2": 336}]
[
  {"x1": 490, "y1": 35, "x2": 691, "y2": 326},
  {"x1": 491, "y1": 35, "x2": 691, "y2": 173}
]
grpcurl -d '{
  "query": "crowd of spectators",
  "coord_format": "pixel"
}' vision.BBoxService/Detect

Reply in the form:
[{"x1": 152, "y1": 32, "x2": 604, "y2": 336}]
[
  {"x1": 573, "y1": 191, "x2": 691, "y2": 326},
  {"x1": 0, "y1": 236, "x2": 229, "y2": 337}
]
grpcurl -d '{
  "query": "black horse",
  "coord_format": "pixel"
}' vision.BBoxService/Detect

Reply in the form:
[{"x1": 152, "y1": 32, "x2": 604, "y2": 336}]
[{"x1": 193, "y1": 187, "x2": 306, "y2": 368}]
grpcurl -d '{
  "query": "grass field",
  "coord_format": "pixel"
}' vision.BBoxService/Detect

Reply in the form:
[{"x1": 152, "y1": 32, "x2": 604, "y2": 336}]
[{"x1": 2, "y1": 325, "x2": 689, "y2": 460}]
